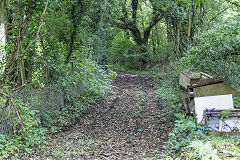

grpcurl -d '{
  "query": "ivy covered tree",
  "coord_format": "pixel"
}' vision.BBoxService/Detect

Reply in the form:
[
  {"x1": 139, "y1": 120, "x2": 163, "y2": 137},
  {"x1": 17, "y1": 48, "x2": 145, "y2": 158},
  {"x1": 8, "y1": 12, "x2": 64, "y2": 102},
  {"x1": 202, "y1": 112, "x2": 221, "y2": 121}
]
[
  {"x1": 104, "y1": 0, "x2": 167, "y2": 68},
  {"x1": 0, "y1": 0, "x2": 48, "y2": 86}
]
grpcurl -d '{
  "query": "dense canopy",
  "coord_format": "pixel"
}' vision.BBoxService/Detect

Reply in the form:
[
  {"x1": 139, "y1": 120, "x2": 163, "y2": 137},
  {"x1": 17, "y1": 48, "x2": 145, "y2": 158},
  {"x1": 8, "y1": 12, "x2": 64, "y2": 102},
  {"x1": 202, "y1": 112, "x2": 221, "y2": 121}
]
[{"x1": 0, "y1": 0, "x2": 239, "y2": 159}]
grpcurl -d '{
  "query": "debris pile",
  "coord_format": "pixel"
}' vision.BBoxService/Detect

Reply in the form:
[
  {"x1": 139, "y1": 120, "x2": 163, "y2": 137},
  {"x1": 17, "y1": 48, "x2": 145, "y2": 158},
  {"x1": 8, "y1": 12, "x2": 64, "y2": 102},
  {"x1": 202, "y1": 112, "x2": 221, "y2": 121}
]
[{"x1": 179, "y1": 72, "x2": 240, "y2": 132}]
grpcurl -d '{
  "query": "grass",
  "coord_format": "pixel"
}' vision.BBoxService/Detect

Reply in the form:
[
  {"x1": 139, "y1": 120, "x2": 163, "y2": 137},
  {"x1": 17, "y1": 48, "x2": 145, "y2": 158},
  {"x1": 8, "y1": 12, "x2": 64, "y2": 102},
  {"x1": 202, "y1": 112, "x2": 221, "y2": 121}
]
[{"x1": 179, "y1": 134, "x2": 240, "y2": 159}]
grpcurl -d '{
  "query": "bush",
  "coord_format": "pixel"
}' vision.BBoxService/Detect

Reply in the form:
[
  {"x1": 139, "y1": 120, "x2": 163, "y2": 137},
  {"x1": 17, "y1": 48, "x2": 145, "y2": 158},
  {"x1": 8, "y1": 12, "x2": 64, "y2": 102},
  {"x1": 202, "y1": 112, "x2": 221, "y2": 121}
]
[
  {"x1": 0, "y1": 56, "x2": 116, "y2": 159},
  {"x1": 179, "y1": 16, "x2": 240, "y2": 89},
  {"x1": 0, "y1": 91, "x2": 46, "y2": 159},
  {"x1": 40, "y1": 59, "x2": 116, "y2": 129},
  {"x1": 109, "y1": 35, "x2": 148, "y2": 70}
]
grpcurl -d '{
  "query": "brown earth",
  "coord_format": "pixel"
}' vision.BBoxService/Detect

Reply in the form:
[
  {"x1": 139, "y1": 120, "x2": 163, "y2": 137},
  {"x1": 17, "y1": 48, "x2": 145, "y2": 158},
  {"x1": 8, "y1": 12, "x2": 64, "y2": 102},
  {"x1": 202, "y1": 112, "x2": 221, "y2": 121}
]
[{"x1": 30, "y1": 72, "x2": 173, "y2": 160}]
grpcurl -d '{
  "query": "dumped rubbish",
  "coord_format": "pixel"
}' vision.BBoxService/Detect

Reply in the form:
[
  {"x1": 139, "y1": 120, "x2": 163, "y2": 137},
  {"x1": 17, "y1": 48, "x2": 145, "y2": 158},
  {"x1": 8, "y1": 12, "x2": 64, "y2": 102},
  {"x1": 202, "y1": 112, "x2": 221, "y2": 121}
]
[
  {"x1": 179, "y1": 72, "x2": 240, "y2": 132},
  {"x1": 179, "y1": 72, "x2": 237, "y2": 114},
  {"x1": 202, "y1": 109, "x2": 240, "y2": 132},
  {"x1": 194, "y1": 94, "x2": 234, "y2": 123}
]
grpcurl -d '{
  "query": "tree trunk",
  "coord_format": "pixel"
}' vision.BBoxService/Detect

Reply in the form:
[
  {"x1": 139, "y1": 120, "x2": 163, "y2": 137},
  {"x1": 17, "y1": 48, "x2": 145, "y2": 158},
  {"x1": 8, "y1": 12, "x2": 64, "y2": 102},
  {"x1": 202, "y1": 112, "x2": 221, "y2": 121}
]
[
  {"x1": 65, "y1": 0, "x2": 83, "y2": 64},
  {"x1": 19, "y1": 59, "x2": 26, "y2": 85},
  {"x1": 152, "y1": 29, "x2": 156, "y2": 55},
  {"x1": 188, "y1": 5, "x2": 192, "y2": 38},
  {"x1": 5, "y1": 8, "x2": 13, "y2": 55},
  {"x1": 65, "y1": 4, "x2": 77, "y2": 64},
  {"x1": 191, "y1": 5, "x2": 196, "y2": 38},
  {"x1": 166, "y1": 17, "x2": 173, "y2": 42},
  {"x1": 111, "y1": 0, "x2": 164, "y2": 69},
  {"x1": 199, "y1": 3, "x2": 204, "y2": 28},
  {"x1": 156, "y1": 24, "x2": 162, "y2": 63}
]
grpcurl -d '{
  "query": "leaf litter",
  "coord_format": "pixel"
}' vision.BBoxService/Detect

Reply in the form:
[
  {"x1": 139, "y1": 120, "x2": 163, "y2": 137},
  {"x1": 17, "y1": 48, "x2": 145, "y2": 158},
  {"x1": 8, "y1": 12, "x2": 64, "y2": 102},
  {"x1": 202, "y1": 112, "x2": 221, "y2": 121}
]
[{"x1": 30, "y1": 72, "x2": 173, "y2": 160}]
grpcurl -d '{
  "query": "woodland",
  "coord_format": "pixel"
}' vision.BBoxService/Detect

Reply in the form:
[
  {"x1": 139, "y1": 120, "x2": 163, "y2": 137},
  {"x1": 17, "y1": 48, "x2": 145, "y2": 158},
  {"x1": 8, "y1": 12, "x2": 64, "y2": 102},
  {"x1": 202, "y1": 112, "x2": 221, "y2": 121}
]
[{"x1": 0, "y1": 0, "x2": 239, "y2": 159}]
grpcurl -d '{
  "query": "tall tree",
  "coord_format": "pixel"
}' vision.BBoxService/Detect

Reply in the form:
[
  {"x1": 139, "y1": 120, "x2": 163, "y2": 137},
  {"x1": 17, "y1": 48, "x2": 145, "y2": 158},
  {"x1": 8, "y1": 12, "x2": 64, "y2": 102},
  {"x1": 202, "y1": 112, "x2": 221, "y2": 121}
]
[
  {"x1": 1, "y1": 0, "x2": 48, "y2": 86},
  {"x1": 106, "y1": 0, "x2": 166, "y2": 67},
  {"x1": 65, "y1": 0, "x2": 84, "y2": 64},
  {"x1": 109, "y1": 0, "x2": 164, "y2": 48}
]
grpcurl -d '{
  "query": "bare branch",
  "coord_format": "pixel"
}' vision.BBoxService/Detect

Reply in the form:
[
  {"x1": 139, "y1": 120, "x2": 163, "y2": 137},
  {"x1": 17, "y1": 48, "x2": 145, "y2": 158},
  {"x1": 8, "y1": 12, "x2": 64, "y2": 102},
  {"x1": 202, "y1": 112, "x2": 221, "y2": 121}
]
[{"x1": 0, "y1": 84, "x2": 26, "y2": 136}]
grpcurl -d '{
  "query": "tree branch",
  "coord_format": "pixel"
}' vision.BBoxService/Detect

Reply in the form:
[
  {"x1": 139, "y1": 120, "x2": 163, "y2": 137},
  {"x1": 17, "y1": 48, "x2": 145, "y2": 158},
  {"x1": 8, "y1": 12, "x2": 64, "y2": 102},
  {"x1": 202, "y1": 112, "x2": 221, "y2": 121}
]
[
  {"x1": 207, "y1": 7, "x2": 230, "y2": 26},
  {"x1": 25, "y1": 0, "x2": 49, "y2": 52},
  {"x1": 111, "y1": 21, "x2": 128, "y2": 29},
  {"x1": 111, "y1": 0, "x2": 163, "y2": 46},
  {"x1": 143, "y1": 11, "x2": 163, "y2": 43},
  {"x1": 0, "y1": 84, "x2": 26, "y2": 136}
]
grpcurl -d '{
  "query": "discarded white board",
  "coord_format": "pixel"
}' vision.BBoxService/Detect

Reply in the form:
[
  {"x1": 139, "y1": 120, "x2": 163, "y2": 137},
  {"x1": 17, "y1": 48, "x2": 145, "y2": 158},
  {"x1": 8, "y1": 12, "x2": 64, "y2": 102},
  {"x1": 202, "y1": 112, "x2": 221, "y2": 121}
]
[
  {"x1": 194, "y1": 94, "x2": 234, "y2": 123},
  {"x1": 207, "y1": 116, "x2": 240, "y2": 132}
]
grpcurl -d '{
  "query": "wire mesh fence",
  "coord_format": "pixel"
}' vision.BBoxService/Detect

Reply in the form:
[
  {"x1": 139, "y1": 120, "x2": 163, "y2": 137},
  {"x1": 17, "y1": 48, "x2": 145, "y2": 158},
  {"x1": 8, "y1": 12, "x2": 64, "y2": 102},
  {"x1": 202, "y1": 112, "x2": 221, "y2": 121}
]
[
  {"x1": 17, "y1": 86, "x2": 64, "y2": 115},
  {"x1": 0, "y1": 85, "x2": 66, "y2": 135},
  {"x1": 0, "y1": 72, "x2": 100, "y2": 136},
  {"x1": 0, "y1": 111, "x2": 13, "y2": 135}
]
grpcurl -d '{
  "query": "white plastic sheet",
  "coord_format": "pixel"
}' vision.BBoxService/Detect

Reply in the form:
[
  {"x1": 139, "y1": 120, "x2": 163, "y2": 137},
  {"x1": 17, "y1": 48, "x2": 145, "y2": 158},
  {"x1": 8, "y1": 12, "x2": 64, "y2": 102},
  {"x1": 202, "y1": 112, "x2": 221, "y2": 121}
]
[{"x1": 194, "y1": 94, "x2": 234, "y2": 123}]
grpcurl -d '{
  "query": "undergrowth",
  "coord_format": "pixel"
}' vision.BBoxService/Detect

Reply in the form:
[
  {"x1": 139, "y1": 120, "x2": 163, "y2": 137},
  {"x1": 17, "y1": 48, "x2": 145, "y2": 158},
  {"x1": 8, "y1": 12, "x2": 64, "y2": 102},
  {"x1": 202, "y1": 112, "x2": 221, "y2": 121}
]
[
  {"x1": 153, "y1": 16, "x2": 240, "y2": 159},
  {"x1": 0, "y1": 59, "x2": 116, "y2": 159},
  {"x1": 0, "y1": 92, "x2": 47, "y2": 159},
  {"x1": 154, "y1": 62, "x2": 240, "y2": 159},
  {"x1": 40, "y1": 60, "x2": 116, "y2": 130}
]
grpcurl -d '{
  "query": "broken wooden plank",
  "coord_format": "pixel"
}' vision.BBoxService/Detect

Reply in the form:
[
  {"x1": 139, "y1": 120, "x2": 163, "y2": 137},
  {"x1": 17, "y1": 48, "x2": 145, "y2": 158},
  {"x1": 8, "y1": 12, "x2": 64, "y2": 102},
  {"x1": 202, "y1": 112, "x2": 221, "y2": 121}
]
[
  {"x1": 179, "y1": 72, "x2": 214, "y2": 89},
  {"x1": 194, "y1": 82, "x2": 237, "y2": 97}
]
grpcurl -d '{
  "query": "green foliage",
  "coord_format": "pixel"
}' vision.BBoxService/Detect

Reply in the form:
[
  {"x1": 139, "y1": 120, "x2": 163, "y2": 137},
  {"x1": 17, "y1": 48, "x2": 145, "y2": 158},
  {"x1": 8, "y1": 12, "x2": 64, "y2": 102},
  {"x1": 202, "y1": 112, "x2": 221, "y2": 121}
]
[
  {"x1": 154, "y1": 83, "x2": 181, "y2": 120},
  {"x1": 1, "y1": 0, "x2": 47, "y2": 85},
  {"x1": 153, "y1": 64, "x2": 205, "y2": 159},
  {"x1": 154, "y1": 63, "x2": 184, "y2": 122},
  {"x1": 0, "y1": 0, "x2": 239, "y2": 158},
  {"x1": 154, "y1": 63, "x2": 240, "y2": 159},
  {"x1": 160, "y1": 113, "x2": 204, "y2": 158},
  {"x1": 0, "y1": 56, "x2": 115, "y2": 158},
  {"x1": 178, "y1": 16, "x2": 240, "y2": 89},
  {"x1": 109, "y1": 35, "x2": 147, "y2": 70},
  {"x1": 171, "y1": 134, "x2": 240, "y2": 159},
  {"x1": 233, "y1": 96, "x2": 240, "y2": 108},
  {"x1": 1, "y1": 1, "x2": 116, "y2": 157},
  {"x1": 40, "y1": 58, "x2": 116, "y2": 129},
  {"x1": 155, "y1": 11, "x2": 240, "y2": 159},
  {"x1": 220, "y1": 109, "x2": 231, "y2": 119},
  {"x1": 0, "y1": 89, "x2": 46, "y2": 159},
  {"x1": 187, "y1": 140, "x2": 221, "y2": 160}
]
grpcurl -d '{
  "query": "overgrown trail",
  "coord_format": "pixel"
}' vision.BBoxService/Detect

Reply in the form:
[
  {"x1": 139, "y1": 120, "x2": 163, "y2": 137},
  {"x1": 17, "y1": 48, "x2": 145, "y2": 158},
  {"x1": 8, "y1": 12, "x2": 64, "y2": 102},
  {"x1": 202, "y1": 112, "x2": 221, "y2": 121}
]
[{"x1": 34, "y1": 72, "x2": 172, "y2": 159}]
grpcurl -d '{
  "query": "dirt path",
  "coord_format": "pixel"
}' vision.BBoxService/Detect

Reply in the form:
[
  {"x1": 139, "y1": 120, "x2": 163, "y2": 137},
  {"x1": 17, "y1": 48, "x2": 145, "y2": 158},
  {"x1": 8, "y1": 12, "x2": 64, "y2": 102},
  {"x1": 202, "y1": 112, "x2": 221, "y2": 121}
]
[{"x1": 33, "y1": 72, "x2": 172, "y2": 160}]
